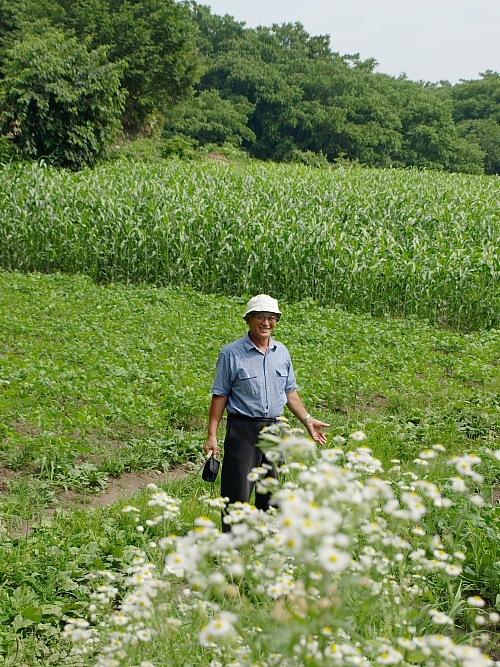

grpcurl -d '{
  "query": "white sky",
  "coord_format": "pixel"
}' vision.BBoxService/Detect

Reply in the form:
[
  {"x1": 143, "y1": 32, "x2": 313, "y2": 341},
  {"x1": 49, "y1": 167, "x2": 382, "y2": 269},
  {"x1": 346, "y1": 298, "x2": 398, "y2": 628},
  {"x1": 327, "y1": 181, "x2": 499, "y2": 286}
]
[{"x1": 201, "y1": 0, "x2": 500, "y2": 83}]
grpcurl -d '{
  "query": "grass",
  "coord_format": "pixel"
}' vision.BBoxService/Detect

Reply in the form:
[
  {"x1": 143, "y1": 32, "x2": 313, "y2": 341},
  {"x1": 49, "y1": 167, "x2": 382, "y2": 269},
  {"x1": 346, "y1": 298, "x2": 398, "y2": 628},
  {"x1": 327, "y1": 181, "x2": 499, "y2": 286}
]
[
  {"x1": 0, "y1": 160, "x2": 499, "y2": 329},
  {"x1": 0, "y1": 154, "x2": 498, "y2": 664},
  {"x1": 0, "y1": 271, "x2": 498, "y2": 664},
  {"x1": 0, "y1": 473, "x2": 215, "y2": 664},
  {"x1": 1, "y1": 270, "x2": 498, "y2": 528}
]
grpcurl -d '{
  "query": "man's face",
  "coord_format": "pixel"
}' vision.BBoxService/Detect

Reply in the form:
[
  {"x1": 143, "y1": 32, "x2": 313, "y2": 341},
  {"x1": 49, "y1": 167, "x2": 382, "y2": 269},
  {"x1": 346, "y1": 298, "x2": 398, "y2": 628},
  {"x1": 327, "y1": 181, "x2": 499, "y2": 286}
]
[{"x1": 247, "y1": 312, "x2": 278, "y2": 340}]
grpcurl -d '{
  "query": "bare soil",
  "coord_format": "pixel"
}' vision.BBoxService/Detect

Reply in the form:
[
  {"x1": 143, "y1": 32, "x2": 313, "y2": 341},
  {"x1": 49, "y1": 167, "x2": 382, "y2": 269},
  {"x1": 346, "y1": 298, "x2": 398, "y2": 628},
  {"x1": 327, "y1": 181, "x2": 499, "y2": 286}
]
[
  {"x1": 0, "y1": 468, "x2": 21, "y2": 492},
  {"x1": 86, "y1": 466, "x2": 191, "y2": 508},
  {"x1": 335, "y1": 393, "x2": 390, "y2": 415},
  {"x1": 10, "y1": 420, "x2": 43, "y2": 437},
  {"x1": 7, "y1": 465, "x2": 192, "y2": 538},
  {"x1": 205, "y1": 151, "x2": 230, "y2": 164}
]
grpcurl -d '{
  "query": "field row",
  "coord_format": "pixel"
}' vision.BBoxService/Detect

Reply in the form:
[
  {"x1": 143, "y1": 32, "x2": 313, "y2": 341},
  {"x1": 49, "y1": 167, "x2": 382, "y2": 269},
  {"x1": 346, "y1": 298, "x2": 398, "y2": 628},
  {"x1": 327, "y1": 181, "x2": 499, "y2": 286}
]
[{"x1": 0, "y1": 160, "x2": 498, "y2": 329}]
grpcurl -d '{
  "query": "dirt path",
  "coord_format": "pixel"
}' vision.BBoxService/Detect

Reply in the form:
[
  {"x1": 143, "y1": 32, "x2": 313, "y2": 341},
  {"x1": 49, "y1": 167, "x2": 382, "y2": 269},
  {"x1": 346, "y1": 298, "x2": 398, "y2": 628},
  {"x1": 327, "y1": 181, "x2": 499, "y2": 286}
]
[
  {"x1": 9, "y1": 465, "x2": 193, "y2": 538},
  {"x1": 6, "y1": 470, "x2": 499, "y2": 538},
  {"x1": 83, "y1": 466, "x2": 191, "y2": 508}
]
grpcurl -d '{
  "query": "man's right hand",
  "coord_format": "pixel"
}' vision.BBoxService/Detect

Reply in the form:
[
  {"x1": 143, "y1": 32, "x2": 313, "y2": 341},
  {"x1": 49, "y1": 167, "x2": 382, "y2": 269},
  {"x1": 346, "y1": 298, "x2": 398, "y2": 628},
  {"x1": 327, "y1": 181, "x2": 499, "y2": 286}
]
[{"x1": 203, "y1": 436, "x2": 219, "y2": 458}]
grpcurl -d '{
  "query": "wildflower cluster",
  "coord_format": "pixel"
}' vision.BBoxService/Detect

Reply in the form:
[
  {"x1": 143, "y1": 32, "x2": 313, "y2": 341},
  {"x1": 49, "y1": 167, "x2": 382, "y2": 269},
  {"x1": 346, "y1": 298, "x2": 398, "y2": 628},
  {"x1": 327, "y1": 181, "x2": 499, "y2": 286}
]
[
  {"x1": 64, "y1": 551, "x2": 166, "y2": 666},
  {"x1": 66, "y1": 429, "x2": 499, "y2": 667}
]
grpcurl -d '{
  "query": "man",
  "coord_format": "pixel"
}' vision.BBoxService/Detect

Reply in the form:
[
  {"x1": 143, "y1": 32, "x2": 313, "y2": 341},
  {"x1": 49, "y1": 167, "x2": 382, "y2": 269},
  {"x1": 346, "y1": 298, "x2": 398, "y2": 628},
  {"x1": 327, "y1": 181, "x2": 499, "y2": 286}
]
[{"x1": 204, "y1": 294, "x2": 329, "y2": 529}]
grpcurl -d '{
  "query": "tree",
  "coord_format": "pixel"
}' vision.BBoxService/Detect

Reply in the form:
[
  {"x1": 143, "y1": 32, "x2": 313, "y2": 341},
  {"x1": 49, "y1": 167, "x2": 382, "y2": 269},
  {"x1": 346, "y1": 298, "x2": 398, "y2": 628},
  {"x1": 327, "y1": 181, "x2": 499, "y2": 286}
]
[
  {"x1": 0, "y1": 0, "x2": 21, "y2": 72},
  {"x1": 450, "y1": 72, "x2": 500, "y2": 173},
  {"x1": 2, "y1": 0, "x2": 497, "y2": 173},
  {"x1": 103, "y1": 0, "x2": 202, "y2": 130},
  {"x1": 189, "y1": 2, "x2": 245, "y2": 59},
  {"x1": 457, "y1": 119, "x2": 500, "y2": 174},
  {"x1": 0, "y1": 25, "x2": 124, "y2": 169},
  {"x1": 294, "y1": 68, "x2": 403, "y2": 166},
  {"x1": 196, "y1": 19, "x2": 404, "y2": 165},
  {"x1": 4, "y1": 0, "x2": 203, "y2": 131},
  {"x1": 451, "y1": 71, "x2": 500, "y2": 122},
  {"x1": 164, "y1": 89, "x2": 255, "y2": 147},
  {"x1": 199, "y1": 23, "x2": 327, "y2": 160},
  {"x1": 393, "y1": 81, "x2": 484, "y2": 173}
]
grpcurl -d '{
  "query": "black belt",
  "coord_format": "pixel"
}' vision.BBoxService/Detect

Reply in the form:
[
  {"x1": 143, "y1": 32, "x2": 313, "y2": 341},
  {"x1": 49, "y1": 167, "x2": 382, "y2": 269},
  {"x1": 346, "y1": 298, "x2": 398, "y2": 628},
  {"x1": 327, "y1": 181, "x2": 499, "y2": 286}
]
[{"x1": 227, "y1": 413, "x2": 279, "y2": 423}]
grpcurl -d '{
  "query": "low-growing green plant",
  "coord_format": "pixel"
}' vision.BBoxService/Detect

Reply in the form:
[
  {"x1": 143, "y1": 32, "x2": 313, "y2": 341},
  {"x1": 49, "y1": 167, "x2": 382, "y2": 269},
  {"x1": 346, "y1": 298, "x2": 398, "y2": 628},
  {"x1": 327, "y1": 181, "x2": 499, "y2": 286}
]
[
  {"x1": 0, "y1": 271, "x2": 498, "y2": 530},
  {"x1": 162, "y1": 135, "x2": 198, "y2": 159},
  {"x1": 291, "y1": 147, "x2": 330, "y2": 167},
  {"x1": 197, "y1": 142, "x2": 253, "y2": 162},
  {"x1": 0, "y1": 272, "x2": 498, "y2": 663},
  {"x1": 108, "y1": 137, "x2": 168, "y2": 163},
  {"x1": 0, "y1": 432, "x2": 497, "y2": 665}
]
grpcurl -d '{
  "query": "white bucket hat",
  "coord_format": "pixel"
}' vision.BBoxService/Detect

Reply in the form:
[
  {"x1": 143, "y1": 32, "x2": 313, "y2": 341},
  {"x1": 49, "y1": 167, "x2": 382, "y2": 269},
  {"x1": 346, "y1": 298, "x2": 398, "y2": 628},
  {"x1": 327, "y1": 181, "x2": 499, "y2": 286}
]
[{"x1": 243, "y1": 294, "x2": 282, "y2": 319}]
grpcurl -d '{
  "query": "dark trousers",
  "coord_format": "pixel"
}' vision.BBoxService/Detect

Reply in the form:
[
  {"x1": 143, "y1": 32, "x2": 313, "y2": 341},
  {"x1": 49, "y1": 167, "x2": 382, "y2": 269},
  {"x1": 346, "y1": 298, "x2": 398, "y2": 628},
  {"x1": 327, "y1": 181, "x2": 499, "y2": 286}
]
[{"x1": 221, "y1": 414, "x2": 278, "y2": 532}]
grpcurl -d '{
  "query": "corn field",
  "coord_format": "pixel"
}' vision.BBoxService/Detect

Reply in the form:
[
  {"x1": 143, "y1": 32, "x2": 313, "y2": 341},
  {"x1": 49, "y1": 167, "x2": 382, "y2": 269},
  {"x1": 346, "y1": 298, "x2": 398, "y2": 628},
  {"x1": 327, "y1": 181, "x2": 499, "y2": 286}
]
[{"x1": 0, "y1": 160, "x2": 498, "y2": 330}]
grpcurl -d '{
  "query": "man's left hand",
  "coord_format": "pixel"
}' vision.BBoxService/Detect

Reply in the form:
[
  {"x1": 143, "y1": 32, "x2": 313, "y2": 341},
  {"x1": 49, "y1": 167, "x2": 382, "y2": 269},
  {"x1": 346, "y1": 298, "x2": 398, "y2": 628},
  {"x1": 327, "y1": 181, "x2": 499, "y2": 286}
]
[{"x1": 305, "y1": 418, "x2": 330, "y2": 445}]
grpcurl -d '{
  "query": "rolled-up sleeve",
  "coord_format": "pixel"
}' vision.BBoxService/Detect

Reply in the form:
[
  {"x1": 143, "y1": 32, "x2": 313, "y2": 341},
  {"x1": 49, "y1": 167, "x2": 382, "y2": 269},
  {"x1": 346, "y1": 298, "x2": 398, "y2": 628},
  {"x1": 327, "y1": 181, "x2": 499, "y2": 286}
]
[
  {"x1": 285, "y1": 353, "x2": 298, "y2": 393},
  {"x1": 212, "y1": 351, "x2": 231, "y2": 396}
]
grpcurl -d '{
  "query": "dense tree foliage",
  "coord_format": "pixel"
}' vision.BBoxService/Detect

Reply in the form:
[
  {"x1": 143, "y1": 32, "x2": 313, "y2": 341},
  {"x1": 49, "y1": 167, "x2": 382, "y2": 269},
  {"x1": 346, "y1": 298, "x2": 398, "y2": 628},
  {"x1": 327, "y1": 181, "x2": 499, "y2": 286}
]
[
  {"x1": 449, "y1": 72, "x2": 500, "y2": 173},
  {"x1": 1, "y1": 0, "x2": 201, "y2": 129},
  {"x1": 185, "y1": 9, "x2": 497, "y2": 173},
  {"x1": 0, "y1": 0, "x2": 498, "y2": 172},
  {"x1": 0, "y1": 25, "x2": 124, "y2": 169},
  {"x1": 164, "y1": 89, "x2": 255, "y2": 147}
]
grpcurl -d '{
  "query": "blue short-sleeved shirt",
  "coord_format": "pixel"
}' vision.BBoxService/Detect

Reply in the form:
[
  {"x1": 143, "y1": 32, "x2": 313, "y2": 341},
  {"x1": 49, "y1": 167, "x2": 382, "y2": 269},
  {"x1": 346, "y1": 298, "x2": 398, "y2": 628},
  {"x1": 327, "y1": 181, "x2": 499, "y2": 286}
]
[{"x1": 211, "y1": 333, "x2": 298, "y2": 418}]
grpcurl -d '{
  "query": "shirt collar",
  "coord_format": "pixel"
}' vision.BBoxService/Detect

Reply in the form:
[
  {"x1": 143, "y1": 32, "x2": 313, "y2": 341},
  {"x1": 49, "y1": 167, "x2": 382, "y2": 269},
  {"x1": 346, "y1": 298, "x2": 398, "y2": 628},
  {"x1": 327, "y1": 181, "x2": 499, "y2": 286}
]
[{"x1": 244, "y1": 332, "x2": 277, "y2": 352}]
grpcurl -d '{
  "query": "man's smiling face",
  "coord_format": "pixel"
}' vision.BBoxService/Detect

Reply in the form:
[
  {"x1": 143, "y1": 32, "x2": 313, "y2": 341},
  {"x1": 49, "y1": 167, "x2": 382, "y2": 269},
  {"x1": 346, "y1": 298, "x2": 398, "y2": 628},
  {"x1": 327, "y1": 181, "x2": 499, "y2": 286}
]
[{"x1": 247, "y1": 312, "x2": 278, "y2": 342}]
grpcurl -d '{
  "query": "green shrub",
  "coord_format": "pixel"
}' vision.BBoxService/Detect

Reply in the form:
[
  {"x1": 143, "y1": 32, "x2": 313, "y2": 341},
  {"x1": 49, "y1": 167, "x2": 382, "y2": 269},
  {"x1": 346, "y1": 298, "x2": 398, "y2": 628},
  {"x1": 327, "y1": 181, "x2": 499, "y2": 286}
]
[
  {"x1": 0, "y1": 136, "x2": 15, "y2": 164},
  {"x1": 164, "y1": 90, "x2": 255, "y2": 147},
  {"x1": 0, "y1": 25, "x2": 125, "y2": 170},
  {"x1": 162, "y1": 135, "x2": 198, "y2": 159},
  {"x1": 108, "y1": 137, "x2": 167, "y2": 163},
  {"x1": 197, "y1": 142, "x2": 252, "y2": 162},
  {"x1": 290, "y1": 148, "x2": 330, "y2": 168}
]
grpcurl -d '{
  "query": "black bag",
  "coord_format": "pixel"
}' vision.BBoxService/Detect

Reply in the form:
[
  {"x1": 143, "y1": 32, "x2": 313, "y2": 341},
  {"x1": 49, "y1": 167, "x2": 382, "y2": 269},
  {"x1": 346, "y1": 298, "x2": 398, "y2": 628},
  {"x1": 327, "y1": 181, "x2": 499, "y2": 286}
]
[{"x1": 202, "y1": 455, "x2": 220, "y2": 482}]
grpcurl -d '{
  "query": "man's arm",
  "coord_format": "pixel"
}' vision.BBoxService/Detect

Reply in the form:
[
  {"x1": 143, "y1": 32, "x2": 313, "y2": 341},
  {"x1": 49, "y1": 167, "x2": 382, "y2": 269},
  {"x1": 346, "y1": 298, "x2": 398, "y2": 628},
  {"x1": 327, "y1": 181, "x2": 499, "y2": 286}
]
[
  {"x1": 286, "y1": 390, "x2": 329, "y2": 445},
  {"x1": 204, "y1": 394, "x2": 228, "y2": 457}
]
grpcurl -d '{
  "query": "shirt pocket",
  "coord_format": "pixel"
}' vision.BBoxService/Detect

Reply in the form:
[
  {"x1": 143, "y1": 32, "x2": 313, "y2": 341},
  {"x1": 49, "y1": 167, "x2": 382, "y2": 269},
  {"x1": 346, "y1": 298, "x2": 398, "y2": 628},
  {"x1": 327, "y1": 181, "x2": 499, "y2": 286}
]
[
  {"x1": 234, "y1": 365, "x2": 260, "y2": 397},
  {"x1": 275, "y1": 366, "x2": 288, "y2": 393}
]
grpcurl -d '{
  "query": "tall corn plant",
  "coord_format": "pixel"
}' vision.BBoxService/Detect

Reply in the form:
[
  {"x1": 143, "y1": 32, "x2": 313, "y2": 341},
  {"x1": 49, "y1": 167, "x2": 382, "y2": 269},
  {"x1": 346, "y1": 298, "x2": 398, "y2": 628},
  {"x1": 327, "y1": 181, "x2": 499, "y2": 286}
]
[{"x1": 0, "y1": 160, "x2": 498, "y2": 330}]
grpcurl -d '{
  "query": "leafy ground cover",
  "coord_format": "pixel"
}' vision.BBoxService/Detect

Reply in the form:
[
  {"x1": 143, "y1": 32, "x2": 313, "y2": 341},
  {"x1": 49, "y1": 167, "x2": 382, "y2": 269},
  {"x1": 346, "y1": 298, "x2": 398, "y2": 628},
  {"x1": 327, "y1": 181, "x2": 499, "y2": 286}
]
[
  {"x1": 1, "y1": 271, "x2": 498, "y2": 527},
  {"x1": 0, "y1": 271, "x2": 498, "y2": 664},
  {"x1": 1, "y1": 161, "x2": 499, "y2": 329}
]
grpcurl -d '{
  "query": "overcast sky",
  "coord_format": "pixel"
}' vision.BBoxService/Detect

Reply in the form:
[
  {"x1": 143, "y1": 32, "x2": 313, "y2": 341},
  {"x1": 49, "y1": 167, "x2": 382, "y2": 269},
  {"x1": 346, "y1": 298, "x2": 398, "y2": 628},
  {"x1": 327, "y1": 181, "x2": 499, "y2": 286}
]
[{"x1": 201, "y1": 0, "x2": 499, "y2": 83}]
